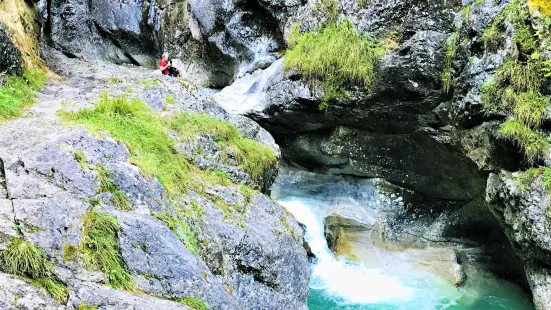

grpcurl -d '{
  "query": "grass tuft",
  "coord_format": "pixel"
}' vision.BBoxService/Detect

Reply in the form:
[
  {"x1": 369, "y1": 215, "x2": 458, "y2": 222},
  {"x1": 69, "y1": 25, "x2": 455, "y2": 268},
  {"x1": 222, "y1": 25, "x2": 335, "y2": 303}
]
[
  {"x1": 153, "y1": 210, "x2": 199, "y2": 255},
  {"x1": 32, "y1": 278, "x2": 69, "y2": 303},
  {"x1": 499, "y1": 119, "x2": 549, "y2": 162},
  {"x1": 179, "y1": 297, "x2": 209, "y2": 310},
  {"x1": 285, "y1": 19, "x2": 385, "y2": 109},
  {"x1": 81, "y1": 210, "x2": 133, "y2": 289},
  {"x1": 0, "y1": 69, "x2": 47, "y2": 121},
  {"x1": 96, "y1": 165, "x2": 133, "y2": 211},
  {"x1": 0, "y1": 238, "x2": 51, "y2": 278}
]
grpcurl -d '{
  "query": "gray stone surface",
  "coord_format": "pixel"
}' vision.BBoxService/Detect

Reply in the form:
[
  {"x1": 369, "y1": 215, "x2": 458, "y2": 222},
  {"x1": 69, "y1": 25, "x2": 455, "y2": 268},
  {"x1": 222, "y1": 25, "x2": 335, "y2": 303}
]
[
  {"x1": 0, "y1": 47, "x2": 307, "y2": 309},
  {"x1": 0, "y1": 272, "x2": 64, "y2": 310}
]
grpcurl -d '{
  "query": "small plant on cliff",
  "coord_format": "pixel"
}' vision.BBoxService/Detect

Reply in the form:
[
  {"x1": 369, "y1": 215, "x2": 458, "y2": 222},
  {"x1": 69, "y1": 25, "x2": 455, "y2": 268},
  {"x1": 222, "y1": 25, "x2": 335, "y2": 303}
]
[
  {"x1": 152, "y1": 210, "x2": 199, "y2": 255},
  {"x1": 81, "y1": 210, "x2": 133, "y2": 289},
  {"x1": 0, "y1": 238, "x2": 69, "y2": 302},
  {"x1": 179, "y1": 297, "x2": 209, "y2": 310},
  {"x1": 0, "y1": 238, "x2": 50, "y2": 278},
  {"x1": 32, "y1": 278, "x2": 69, "y2": 303},
  {"x1": 0, "y1": 69, "x2": 47, "y2": 121},
  {"x1": 285, "y1": 19, "x2": 385, "y2": 110},
  {"x1": 96, "y1": 165, "x2": 133, "y2": 211}
]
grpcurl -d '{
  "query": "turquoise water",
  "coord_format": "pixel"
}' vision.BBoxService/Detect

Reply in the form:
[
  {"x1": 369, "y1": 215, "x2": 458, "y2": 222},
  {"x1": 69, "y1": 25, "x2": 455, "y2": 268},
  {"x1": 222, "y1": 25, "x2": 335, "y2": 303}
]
[{"x1": 277, "y1": 197, "x2": 535, "y2": 310}]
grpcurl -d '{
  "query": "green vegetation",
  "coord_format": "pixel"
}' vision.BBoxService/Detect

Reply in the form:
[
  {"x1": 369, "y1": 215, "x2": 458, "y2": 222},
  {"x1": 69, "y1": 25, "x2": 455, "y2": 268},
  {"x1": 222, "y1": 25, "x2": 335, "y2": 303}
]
[
  {"x1": 32, "y1": 278, "x2": 69, "y2": 303},
  {"x1": 179, "y1": 297, "x2": 209, "y2": 310},
  {"x1": 63, "y1": 243, "x2": 78, "y2": 261},
  {"x1": 96, "y1": 165, "x2": 133, "y2": 211},
  {"x1": 285, "y1": 19, "x2": 385, "y2": 110},
  {"x1": 315, "y1": 0, "x2": 339, "y2": 22},
  {"x1": 62, "y1": 94, "x2": 275, "y2": 193},
  {"x1": 81, "y1": 210, "x2": 133, "y2": 289},
  {"x1": 442, "y1": 4, "x2": 472, "y2": 93},
  {"x1": 73, "y1": 150, "x2": 90, "y2": 169},
  {"x1": 481, "y1": 0, "x2": 528, "y2": 48},
  {"x1": 480, "y1": 0, "x2": 551, "y2": 163},
  {"x1": 79, "y1": 304, "x2": 99, "y2": 310},
  {"x1": 140, "y1": 79, "x2": 161, "y2": 89},
  {"x1": 165, "y1": 95, "x2": 177, "y2": 108},
  {"x1": 514, "y1": 167, "x2": 542, "y2": 192},
  {"x1": 280, "y1": 216, "x2": 297, "y2": 240},
  {"x1": 0, "y1": 238, "x2": 50, "y2": 277},
  {"x1": 171, "y1": 112, "x2": 277, "y2": 182},
  {"x1": 0, "y1": 238, "x2": 68, "y2": 302},
  {"x1": 153, "y1": 210, "x2": 199, "y2": 255},
  {"x1": 0, "y1": 69, "x2": 47, "y2": 121}
]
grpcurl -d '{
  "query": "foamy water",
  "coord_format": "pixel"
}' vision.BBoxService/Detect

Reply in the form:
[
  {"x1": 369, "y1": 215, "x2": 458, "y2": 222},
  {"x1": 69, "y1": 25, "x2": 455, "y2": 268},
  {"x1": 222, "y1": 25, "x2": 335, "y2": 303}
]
[{"x1": 277, "y1": 196, "x2": 534, "y2": 310}]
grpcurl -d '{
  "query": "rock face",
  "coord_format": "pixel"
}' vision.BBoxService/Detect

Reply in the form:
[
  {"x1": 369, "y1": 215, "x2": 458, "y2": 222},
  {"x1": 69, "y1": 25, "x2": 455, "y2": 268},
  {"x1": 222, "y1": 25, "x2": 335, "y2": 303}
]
[
  {"x1": 487, "y1": 172, "x2": 551, "y2": 308},
  {"x1": 0, "y1": 24, "x2": 21, "y2": 76},
  {"x1": 0, "y1": 48, "x2": 309, "y2": 310}
]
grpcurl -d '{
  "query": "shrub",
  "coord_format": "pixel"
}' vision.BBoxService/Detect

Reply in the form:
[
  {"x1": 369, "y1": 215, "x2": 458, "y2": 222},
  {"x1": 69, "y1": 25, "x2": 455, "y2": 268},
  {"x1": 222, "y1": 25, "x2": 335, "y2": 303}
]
[
  {"x1": 81, "y1": 211, "x2": 133, "y2": 289},
  {"x1": 0, "y1": 69, "x2": 47, "y2": 121},
  {"x1": 284, "y1": 19, "x2": 385, "y2": 109}
]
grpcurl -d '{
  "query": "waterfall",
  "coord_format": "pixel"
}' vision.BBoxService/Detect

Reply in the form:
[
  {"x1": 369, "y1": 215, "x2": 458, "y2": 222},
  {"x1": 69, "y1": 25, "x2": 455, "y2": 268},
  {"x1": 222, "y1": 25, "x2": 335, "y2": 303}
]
[
  {"x1": 278, "y1": 198, "x2": 414, "y2": 304},
  {"x1": 276, "y1": 194, "x2": 534, "y2": 310}
]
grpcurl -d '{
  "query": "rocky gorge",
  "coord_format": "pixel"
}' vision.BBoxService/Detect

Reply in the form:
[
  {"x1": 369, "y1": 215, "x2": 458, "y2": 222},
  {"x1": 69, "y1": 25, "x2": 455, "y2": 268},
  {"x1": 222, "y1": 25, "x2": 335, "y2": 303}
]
[{"x1": 1, "y1": 0, "x2": 551, "y2": 308}]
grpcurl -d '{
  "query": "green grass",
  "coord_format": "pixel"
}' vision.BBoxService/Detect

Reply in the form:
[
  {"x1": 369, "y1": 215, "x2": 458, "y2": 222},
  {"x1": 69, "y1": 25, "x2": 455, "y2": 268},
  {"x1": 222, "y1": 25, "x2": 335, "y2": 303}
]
[
  {"x1": 0, "y1": 238, "x2": 51, "y2": 278},
  {"x1": 514, "y1": 167, "x2": 542, "y2": 192},
  {"x1": 179, "y1": 297, "x2": 209, "y2": 310},
  {"x1": 285, "y1": 19, "x2": 385, "y2": 109},
  {"x1": 32, "y1": 278, "x2": 69, "y2": 303},
  {"x1": 171, "y1": 112, "x2": 277, "y2": 182},
  {"x1": 499, "y1": 119, "x2": 549, "y2": 162},
  {"x1": 61, "y1": 94, "x2": 192, "y2": 196},
  {"x1": 480, "y1": 3, "x2": 551, "y2": 164},
  {"x1": 96, "y1": 165, "x2": 133, "y2": 211},
  {"x1": 152, "y1": 211, "x2": 199, "y2": 255},
  {"x1": 81, "y1": 211, "x2": 133, "y2": 289},
  {"x1": 441, "y1": 4, "x2": 472, "y2": 93},
  {"x1": 0, "y1": 238, "x2": 69, "y2": 303},
  {"x1": 140, "y1": 79, "x2": 161, "y2": 89},
  {"x1": 315, "y1": 0, "x2": 339, "y2": 22},
  {"x1": 79, "y1": 304, "x2": 99, "y2": 310},
  {"x1": 0, "y1": 69, "x2": 47, "y2": 121},
  {"x1": 481, "y1": 0, "x2": 528, "y2": 48},
  {"x1": 165, "y1": 95, "x2": 177, "y2": 105}
]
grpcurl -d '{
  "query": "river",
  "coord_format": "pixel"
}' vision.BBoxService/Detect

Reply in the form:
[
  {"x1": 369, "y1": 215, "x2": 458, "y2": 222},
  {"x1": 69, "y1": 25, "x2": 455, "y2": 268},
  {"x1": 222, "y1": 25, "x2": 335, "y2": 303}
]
[{"x1": 272, "y1": 169, "x2": 535, "y2": 310}]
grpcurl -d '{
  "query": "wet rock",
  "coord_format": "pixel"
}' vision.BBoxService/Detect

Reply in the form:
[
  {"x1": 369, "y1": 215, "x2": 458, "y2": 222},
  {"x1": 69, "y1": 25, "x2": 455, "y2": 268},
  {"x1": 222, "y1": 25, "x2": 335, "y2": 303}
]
[{"x1": 0, "y1": 23, "x2": 21, "y2": 75}]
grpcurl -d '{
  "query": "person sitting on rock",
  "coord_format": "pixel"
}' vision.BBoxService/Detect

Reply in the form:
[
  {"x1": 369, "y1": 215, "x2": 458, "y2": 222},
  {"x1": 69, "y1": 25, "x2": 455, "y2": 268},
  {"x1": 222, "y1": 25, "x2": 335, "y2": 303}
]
[{"x1": 159, "y1": 53, "x2": 182, "y2": 78}]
